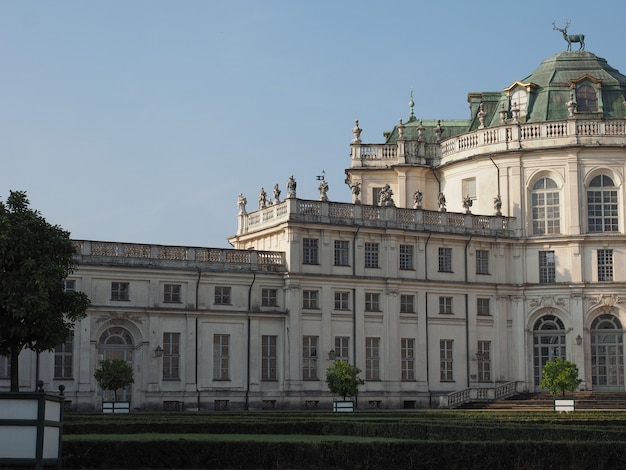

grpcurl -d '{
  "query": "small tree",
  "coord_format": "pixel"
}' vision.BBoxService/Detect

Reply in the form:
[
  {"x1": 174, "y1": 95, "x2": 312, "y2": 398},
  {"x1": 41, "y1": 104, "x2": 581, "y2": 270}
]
[
  {"x1": 540, "y1": 357, "x2": 582, "y2": 397},
  {"x1": 325, "y1": 360, "x2": 364, "y2": 401},
  {"x1": 0, "y1": 191, "x2": 91, "y2": 391},
  {"x1": 94, "y1": 359, "x2": 134, "y2": 401}
]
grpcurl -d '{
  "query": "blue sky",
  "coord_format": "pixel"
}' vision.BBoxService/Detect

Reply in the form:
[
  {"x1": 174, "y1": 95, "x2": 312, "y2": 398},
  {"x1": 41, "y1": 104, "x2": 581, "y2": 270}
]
[{"x1": 2, "y1": 1, "x2": 625, "y2": 248}]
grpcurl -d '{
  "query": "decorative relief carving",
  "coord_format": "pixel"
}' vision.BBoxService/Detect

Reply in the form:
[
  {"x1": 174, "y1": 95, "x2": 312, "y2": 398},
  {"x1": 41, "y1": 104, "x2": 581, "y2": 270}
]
[
  {"x1": 589, "y1": 294, "x2": 626, "y2": 312},
  {"x1": 96, "y1": 311, "x2": 144, "y2": 325},
  {"x1": 529, "y1": 296, "x2": 565, "y2": 309}
]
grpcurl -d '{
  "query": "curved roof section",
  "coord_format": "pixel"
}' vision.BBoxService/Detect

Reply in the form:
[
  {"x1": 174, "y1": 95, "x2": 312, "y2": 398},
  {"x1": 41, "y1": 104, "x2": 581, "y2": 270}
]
[{"x1": 385, "y1": 51, "x2": 626, "y2": 143}]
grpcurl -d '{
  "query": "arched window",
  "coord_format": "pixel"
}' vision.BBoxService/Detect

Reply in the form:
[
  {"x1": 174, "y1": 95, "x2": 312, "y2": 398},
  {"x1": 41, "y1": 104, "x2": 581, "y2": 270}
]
[
  {"x1": 533, "y1": 315, "x2": 566, "y2": 388},
  {"x1": 511, "y1": 89, "x2": 528, "y2": 118},
  {"x1": 576, "y1": 84, "x2": 598, "y2": 112},
  {"x1": 531, "y1": 177, "x2": 560, "y2": 235},
  {"x1": 588, "y1": 175, "x2": 618, "y2": 232},
  {"x1": 98, "y1": 327, "x2": 134, "y2": 401},
  {"x1": 591, "y1": 314, "x2": 624, "y2": 389}
]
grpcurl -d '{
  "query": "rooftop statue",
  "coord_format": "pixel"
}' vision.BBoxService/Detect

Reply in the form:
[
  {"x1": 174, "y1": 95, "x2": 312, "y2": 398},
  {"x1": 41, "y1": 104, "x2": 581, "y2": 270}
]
[
  {"x1": 552, "y1": 20, "x2": 585, "y2": 51},
  {"x1": 286, "y1": 175, "x2": 297, "y2": 198},
  {"x1": 379, "y1": 184, "x2": 394, "y2": 207},
  {"x1": 273, "y1": 183, "x2": 281, "y2": 203},
  {"x1": 258, "y1": 187, "x2": 268, "y2": 209},
  {"x1": 237, "y1": 193, "x2": 247, "y2": 214}
]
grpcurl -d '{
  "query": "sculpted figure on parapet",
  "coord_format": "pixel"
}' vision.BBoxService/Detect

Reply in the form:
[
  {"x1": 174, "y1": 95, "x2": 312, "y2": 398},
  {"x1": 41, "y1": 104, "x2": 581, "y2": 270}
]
[
  {"x1": 237, "y1": 193, "x2": 247, "y2": 214},
  {"x1": 273, "y1": 184, "x2": 281, "y2": 203},
  {"x1": 286, "y1": 175, "x2": 297, "y2": 198},
  {"x1": 413, "y1": 190, "x2": 423, "y2": 209},
  {"x1": 438, "y1": 192, "x2": 446, "y2": 212},
  {"x1": 379, "y1": 184, "x2": 394, "y2": 207},
  {"x1": 258, "y1": 187, "x2": 268, "y2": 209}
]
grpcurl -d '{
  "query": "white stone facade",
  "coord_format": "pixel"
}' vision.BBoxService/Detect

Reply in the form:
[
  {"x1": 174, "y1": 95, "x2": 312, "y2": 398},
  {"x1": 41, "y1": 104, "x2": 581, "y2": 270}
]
[{"x1": 4, "y1": 50, "x2": 626, "y2": 410}]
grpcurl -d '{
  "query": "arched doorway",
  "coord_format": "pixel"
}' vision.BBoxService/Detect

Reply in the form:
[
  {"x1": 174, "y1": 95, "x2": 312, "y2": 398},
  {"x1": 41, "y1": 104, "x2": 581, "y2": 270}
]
[
  {"x1": 591, "y1": 314, "x2": 624, "y2": 390},
  {"x1": 98, "y1": 326, "x2": 134, "y2": 401},
  {"x1": 533, "y1": 315, "x2": 566, "y2": 389}
]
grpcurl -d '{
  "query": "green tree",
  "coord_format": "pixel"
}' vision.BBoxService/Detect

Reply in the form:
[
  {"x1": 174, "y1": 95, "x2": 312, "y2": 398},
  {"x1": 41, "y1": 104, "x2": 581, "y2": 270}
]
[
  {"x1": 0, "y1": 191, "x2": 90, "y2": 391},
  {"x1": 94, "y1": 359, "x2": 134, "y2": 401},
  {"x1": 540, "y1": 357, "x2": 582, "y2": 397},
  {"x1": 325, "y1": 360, "x2": 364, "y2": 400}
]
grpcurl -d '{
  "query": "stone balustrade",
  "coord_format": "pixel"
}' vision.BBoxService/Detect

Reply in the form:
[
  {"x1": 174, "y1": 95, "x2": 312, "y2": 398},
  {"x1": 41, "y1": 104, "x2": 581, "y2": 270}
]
[
  {"x1": 237, "y1": 199, "x2": 515, "y2": 237},
  {"x1": 72, "y1": 240, "x2": 285, "y2": 271},
  {"x1": 349, "y1": 118, "x2": 626, "y2": 168}
]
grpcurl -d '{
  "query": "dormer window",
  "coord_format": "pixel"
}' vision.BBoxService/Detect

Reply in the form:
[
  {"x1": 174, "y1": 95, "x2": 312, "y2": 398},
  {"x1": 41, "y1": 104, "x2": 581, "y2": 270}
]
[
  {"x1": 576, "y1": 84, "x2": 598, "y2": 112},
  {"x1": 511, "y1": 89, "x2": 528, "y2": 118}
]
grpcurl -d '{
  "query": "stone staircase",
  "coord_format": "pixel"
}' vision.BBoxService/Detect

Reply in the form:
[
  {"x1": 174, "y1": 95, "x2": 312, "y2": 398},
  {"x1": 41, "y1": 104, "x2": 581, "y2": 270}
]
[{"x1": 461, "y1": 391, "x2": 626, "y2": 410}]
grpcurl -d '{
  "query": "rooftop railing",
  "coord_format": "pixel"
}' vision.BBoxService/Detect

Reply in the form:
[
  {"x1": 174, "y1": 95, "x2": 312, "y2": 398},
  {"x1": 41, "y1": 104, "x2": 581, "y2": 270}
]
[
  {"x1": 72, "y1": 240, "x2": 286, "y2": 271},
  {"x1": 236, "y1": 199, "x2": 515, "y2": 238},
  {"x1": 350, "y1": 118, "x2": 626, "y2": 168}
]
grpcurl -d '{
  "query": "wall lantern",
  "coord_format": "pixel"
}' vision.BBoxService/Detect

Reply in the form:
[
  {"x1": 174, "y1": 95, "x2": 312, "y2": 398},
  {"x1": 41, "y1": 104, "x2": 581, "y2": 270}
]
[
  {"x1": 576, "y1": 334, "x2": 583, "y2": 346},
  {"x1": 154, "y1": 345, "x2": 163, "y2": 358},
  {"x1": 328, "y1": 349, "x2": 336, "y2": 360}
]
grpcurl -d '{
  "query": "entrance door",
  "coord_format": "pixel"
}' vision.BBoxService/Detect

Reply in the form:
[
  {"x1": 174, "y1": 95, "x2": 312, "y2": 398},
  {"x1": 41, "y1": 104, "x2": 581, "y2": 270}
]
[
  {"x1": 533, "y1": 315, "x2": 566, "y2": 389},
  {"x1": 591, "y1": 314, "x2": 624, "y2": 390},
  {"x1": 98, "y1": 327, "x2": 134, "y2": 401}
]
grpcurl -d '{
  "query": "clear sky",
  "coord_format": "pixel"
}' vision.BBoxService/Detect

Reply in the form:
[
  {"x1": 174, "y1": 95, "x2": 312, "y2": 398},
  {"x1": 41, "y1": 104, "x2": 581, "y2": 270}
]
[{"x1": 2, "y1": 1, "x2": 625, "y2": 248}]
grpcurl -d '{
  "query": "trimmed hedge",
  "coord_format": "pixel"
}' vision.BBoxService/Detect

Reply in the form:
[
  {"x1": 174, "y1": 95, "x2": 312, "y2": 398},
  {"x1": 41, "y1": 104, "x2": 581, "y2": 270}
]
[{"x1": 61, "y1": 440, "x2": 626, "y2": 469}]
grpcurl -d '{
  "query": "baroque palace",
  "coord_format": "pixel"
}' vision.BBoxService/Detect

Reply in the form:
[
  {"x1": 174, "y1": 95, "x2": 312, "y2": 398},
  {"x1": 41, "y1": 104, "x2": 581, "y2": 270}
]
[{"x1": 5, "y1": 43, "x2": 626, "y2": 411}]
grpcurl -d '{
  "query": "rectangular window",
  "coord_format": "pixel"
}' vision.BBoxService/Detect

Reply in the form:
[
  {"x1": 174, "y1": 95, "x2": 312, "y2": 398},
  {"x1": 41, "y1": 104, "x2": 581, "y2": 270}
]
[
  {"x1": 477, "y1": 340, "x2": 491, "y2": 382},
  {"x1": 440, "y1": 339, "x2": 454, "y2": 381},
  {"x1": 334, "y1": 291, "x2": 350, "y2": 310},
  {"x1": 399, "y1": 244, "x2": 414, "y2": 270},
  {"x1": 598, "y1": 249, "x2": 614, "y2": 282},
  {"x1": 334, "y1": 240, "x2": 350, "y2": 266},
  {"x1": 303, "y1": 238, "x2": 319, "y2": 265},
  {"x1": 401, "y1": 338, "x2": 415, "y2": 381},
  {"x1": 163, "y1": 332, "x2": 180, "y2": 380},
  {"x1": 64, "y1": 279, "x2": 76, "y2": 292},
  {"x1": 476, "y1": 250, "x2": 489, "y2": 275},
  {"x1": 54, "y1": 334, "x2": 73, "y2": 379},
  {"x1": 477, "y1": 298, "x2": 491, "y2": 316},
  {"x1": 400, "y1": 294, "x2": 415, "y2": 313},
  {"x1": 0, "y1": 356, "x2": 9, "y2": 379},
  {"x1": 439, "y1": 296, "x2": 453, "y2": 314},
  {"x1": 438, "y1": 247, "x2": 452, "y2": 272},
  {"x1": 539, "y1": 251, "x2": 556, "y2": 284},
  {"x1": 261, "y1": 335, "x2": 277, "y2": 381},
  {"x1": 365, "y1": 292, "x2": 380, "y2": 312},
  {"x1": 261, "y1": 288, "x2": 278, "y2": 307},
  {"x1": 164, "y1": 284, "x2": 181, "y2": 303},
  {"x1": 302, "y1": 336, "x2": 318, "y2": 380},
  {"x1": 303, "y1": 290, "x2": 319, "y2": 309},
  {"x1": 213, "y1": 334, "x2": 230, "y2": 380},
  {"x1": 366, "y1": 337, "x2": 380, "y2": 381},
  {"x1": 334, "y1": 336, "x2": 350, "y2": 361},
  {"x1": 214, "y1": 286, "x2": 232, "y2": 305},
  {"x1": 372, "y1": 187, "x2": 383, "y2": 207},
  {"x1": 364, "y1": 242, "x2": 380, "y2": 268},
  {"x1": 111, "y1": 282, "x2": 130, "y2": 301},
  {"x1": 462, "y1": 177, "x2": 477, "y2": 200}
]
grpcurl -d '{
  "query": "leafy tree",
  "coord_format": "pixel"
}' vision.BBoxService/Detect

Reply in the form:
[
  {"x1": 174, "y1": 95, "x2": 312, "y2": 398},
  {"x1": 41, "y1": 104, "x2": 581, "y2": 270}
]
[
  {"x1": 325, "y1": 360, "x2": 364, "y2": 400},
  {"x1": 0, "y1": 191, "x2": 90, "y2": 391},
  {"x1": 540, "y1": 357, "x2": 582, "y2": 397},
  {"x1": 94, "y1": 359, "x2": 134, "y2": 401}
]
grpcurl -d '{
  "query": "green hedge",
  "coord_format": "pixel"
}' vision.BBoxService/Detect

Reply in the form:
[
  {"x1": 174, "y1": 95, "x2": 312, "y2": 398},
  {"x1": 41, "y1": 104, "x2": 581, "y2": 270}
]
[{"x1": 61, "y1": 440, "x2": 626, "y2": 469}]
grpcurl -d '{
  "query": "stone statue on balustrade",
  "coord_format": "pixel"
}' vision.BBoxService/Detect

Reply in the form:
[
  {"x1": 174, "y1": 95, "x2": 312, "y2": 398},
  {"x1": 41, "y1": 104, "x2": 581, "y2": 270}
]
[
  {"x1": 413, "y1": 190, "x2": 423, "y2": 209},
  {"x1": 462, "y1": 195, "x2": 473, "y2": 214},
  {"x1": 258, "y1": 187, "x2": 268, "y2": 209},
  {"x1": 273, "y1": 184, "x2": 281, "y2": 203},
  {"x1": 318, "y1": 178, "x2": 329, "y2": 202},
  {"x1": 350, "y1": 181, "x2": 361, "y2": 204},
  {"x1": 438, "y1": 192, "x2": 447, "y2": 212},
  {"x1": 286, "y1": 175, "x2": 297, "y2": 198},
  {"x1": 379, "y1": 184, "x2": 395, "y2": 207},
  {"x1": 237, "y1": 193, "x2": 247, "y2": 214},
  {"x1": 494, "y1": 195, "x2": 502, "y2": 216}
]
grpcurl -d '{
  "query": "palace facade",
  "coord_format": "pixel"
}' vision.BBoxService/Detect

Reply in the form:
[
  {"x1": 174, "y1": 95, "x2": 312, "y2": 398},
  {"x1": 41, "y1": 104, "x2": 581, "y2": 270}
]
[{"x1": 4, "y1": 48, "x2": 626, "y2": 411}]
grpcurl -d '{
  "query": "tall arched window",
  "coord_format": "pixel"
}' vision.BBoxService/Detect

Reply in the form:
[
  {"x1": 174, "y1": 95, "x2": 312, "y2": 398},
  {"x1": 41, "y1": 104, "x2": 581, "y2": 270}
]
[
  {"x1": 98, "y1": 327, "x2": 134, "y2": 401},
  {"x1": 588, "y1": 174, "x2": 618, "y2": 232},
  {"x1": 533, "y1": 315, "x2": 566, "y2": 388},
  {"x1": 531, "y1": 177, "x2": 560, "y2": 235},
  {"x1": 591, "y1": 314, "x2": 624, "y2": 389},
  {"x1": 576, "y1": 84, "x2": 598, "y2": 112}
]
